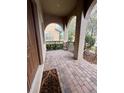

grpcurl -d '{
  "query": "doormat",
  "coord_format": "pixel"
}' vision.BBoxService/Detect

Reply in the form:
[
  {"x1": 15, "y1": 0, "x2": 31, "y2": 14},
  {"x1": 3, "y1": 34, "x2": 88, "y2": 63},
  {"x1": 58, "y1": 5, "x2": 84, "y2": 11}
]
[{"x1": 40, "y1": 69, "x2": 62, "y2": 93}]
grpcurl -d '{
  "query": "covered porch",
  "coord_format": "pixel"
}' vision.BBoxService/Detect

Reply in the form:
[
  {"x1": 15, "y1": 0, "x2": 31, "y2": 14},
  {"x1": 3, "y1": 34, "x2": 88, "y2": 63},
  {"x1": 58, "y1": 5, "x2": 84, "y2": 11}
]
[
  {"x1": 27, "y1": 0, "x2": 97, "y2": 93},
  {"x1": 44, "y1": 50, "x2": 96, "y2": 93}
]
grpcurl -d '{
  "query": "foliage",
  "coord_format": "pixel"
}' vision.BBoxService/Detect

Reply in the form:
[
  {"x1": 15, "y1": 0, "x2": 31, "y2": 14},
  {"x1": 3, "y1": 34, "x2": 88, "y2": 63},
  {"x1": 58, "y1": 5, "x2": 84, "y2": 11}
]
[
  {"x1": 85, "y1": 35, "x2": 95, "y2": 49},
  {"x1": 85, "y1": 5, "x2": 97, "y2": 51},
  {"x1": 68, "y1": 32, "x2": 74, "y2": 42},
  {"x1": 46, "y1": 44, "x2": 63, "y2": 50},
  {"x1": 68, "y1": 16, "x2": 76, "y2": 42},
  {"x1": 86, "y1": 7, "x2": 97, "y2": 38}
]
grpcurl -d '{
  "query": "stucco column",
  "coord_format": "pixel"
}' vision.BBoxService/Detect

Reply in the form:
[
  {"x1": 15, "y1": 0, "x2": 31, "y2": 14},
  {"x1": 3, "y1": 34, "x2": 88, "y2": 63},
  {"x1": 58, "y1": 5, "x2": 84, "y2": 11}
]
[
  {"x1": 35, "y1": 0, "x2": 46, "y2": 63},
  {"x1": 74, "y1": 14, "x2": 87, "y2": 60},
  {"x1": 64, "y1": 25, "x2": 68, "y2": 50}
]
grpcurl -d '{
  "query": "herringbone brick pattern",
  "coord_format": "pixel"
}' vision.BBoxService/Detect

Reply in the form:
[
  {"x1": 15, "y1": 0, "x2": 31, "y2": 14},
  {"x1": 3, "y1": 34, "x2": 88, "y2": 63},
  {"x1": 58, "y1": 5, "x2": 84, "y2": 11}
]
[{"x1": 44, "y1": 50, "x2": 97, "y2": 93}]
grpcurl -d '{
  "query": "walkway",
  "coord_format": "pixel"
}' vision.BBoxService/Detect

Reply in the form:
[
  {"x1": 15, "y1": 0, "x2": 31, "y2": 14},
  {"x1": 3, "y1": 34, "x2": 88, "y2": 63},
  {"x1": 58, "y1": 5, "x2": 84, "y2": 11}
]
[{"x1": 44, "y1": 50, "x2": 97, "y2": 93}]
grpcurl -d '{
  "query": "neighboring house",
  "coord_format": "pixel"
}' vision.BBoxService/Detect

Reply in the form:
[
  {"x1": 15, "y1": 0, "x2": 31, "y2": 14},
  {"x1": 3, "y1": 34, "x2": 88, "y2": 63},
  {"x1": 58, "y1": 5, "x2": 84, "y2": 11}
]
[{"x1": 45, "y1": 23, "x2": 63, "y2": 41}]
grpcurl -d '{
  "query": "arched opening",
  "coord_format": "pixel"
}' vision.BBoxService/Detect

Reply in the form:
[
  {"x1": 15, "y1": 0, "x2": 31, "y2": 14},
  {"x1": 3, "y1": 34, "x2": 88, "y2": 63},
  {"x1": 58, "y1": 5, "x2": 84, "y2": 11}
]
[
  {"x1": 67, "y1": 16, "x2": 77, "y2": 52},
  {"x1": 83, "y1": 4, "x2": 97, "y2": 64},
  {"x1": 45, "y1": 23, "x2": 64, "y2": 41},
  {"x1": 44, "y1": 23, "x2": 64, "y2": 50}
]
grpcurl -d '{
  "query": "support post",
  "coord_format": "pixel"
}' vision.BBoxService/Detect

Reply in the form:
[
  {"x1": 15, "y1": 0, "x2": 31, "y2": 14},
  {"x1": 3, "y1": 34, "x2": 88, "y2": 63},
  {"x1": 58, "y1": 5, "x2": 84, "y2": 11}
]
[
  {"x1": 74, "y1": 14, "x2": 87, "y2": 60},
  {"x1": 64, "y1": 25, "x2": 68, "y2": 50}
]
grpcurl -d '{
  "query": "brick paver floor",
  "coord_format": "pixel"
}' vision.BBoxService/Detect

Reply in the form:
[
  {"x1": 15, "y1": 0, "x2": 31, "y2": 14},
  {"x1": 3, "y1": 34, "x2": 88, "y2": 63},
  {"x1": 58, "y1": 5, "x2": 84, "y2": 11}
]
[{"x1": 44, "y1": 50, "x2": 97, "y2": 93}]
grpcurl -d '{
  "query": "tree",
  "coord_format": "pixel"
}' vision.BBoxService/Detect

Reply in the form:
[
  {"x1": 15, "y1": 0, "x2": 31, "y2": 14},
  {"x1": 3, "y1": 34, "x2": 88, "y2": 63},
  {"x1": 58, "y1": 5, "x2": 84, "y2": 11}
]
[
  {"x1": 85, "y1": 6, "x2": 97, "y2": 50},
  {"x1": 68, "y1": 16, "x2": 76, "y2": 42}
]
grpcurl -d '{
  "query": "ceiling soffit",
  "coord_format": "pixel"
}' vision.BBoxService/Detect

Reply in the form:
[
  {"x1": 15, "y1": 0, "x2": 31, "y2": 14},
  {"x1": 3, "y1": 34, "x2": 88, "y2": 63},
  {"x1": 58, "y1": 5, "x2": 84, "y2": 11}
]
[{"x1": 41, "y1": 0, "x2": 77, "y2": 16}]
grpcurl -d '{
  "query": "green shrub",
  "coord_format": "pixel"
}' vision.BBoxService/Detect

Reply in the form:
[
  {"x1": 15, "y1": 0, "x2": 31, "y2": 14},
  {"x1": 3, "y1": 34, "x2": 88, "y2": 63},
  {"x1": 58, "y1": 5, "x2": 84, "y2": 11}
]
[
  {"x1": 46, "y1": 44, "x2": 63, "y2": 50},
  {"x1": 85, "y1": 35, "x2": 95, "y2": 49}
]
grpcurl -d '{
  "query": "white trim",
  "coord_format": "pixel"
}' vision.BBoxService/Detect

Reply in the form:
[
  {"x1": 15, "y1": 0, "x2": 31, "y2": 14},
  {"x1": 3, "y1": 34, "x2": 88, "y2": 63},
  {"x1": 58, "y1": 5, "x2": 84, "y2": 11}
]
[
  {"x1": 29, "y1": 64, "x2": 44, "y2": 93},
  {"x1": 85, "y1": 0, "x2": 97, "y2": 19}
]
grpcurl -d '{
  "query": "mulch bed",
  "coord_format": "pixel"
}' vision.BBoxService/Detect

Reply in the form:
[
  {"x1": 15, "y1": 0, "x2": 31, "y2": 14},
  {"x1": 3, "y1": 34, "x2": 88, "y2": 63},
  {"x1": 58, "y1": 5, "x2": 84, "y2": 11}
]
[
  {"x1": 40, "y1": 69, "x2": 62, "y2": 93},
  {"x1": 83, "y1": 50, "x2": 97, "y2": 64}
]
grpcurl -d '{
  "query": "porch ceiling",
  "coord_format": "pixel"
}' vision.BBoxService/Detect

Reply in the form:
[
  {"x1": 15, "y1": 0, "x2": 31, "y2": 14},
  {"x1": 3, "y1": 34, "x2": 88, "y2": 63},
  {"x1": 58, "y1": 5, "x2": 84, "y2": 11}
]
[{"x1": 41, "y1": 0, "x2": 77, "y2": 16}]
